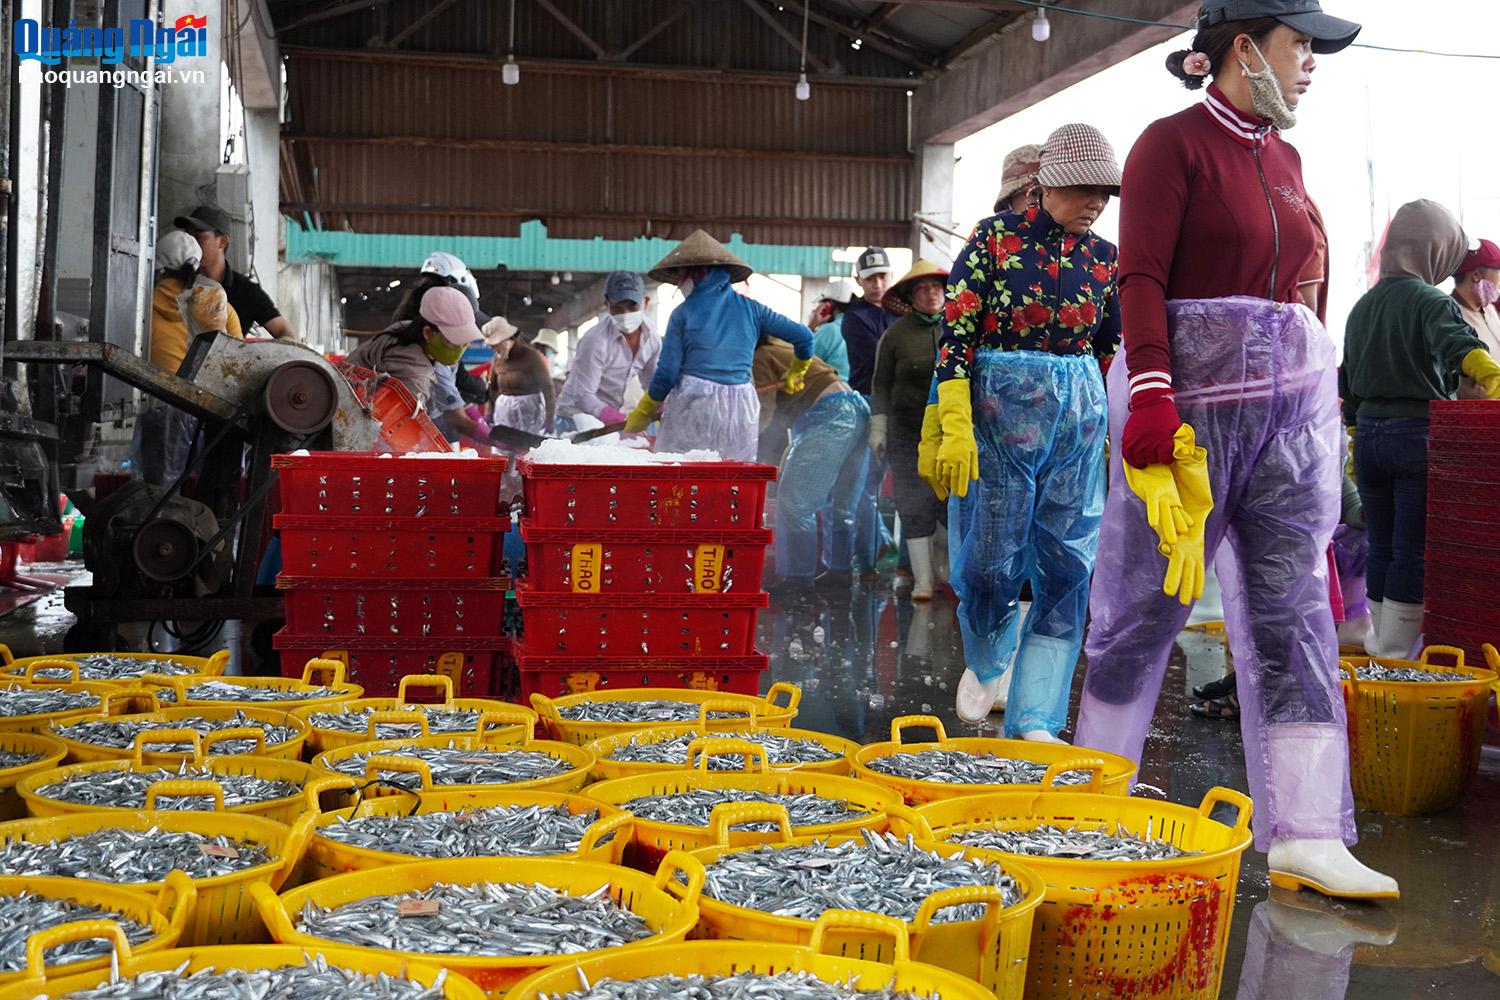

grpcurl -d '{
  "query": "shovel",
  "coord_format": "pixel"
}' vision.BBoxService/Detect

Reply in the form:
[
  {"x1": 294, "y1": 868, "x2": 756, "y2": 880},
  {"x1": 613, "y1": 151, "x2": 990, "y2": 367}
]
[{"x1": 487, "y1": 420, "x2": 628, "y2": 450}]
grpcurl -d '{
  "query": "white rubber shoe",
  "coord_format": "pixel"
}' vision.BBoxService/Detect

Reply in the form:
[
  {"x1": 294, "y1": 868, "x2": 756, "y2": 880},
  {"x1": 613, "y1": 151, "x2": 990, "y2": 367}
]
[
  {"x1": 908, "y1": 536, "x2": 935, "y2": 602},
  {"x1": 1374, "y1": 600, "x2": 1423, "y2": 660},
  {"x1": 1020, "y1": 729, "x2": 1069, "y2": 744},
  {"x1": 1336, "y1": 613, "x2": 1372, "y2": 649},
  {"x1": 1267, "y1": 838, "x2": 1399, "y2": 900},
  {"x1": 1264, "y1": 893, "x2": 1398, "y2": 955},
  {"x1": 1363, "y1": 600, "x2": 1383, "y2": 656},
  {"x1": 956, "y1": 669, "x2": 1004, "y2": 724},
  {"x1": 989, "y1": 664, "x2": 1014, "y2": 713}
]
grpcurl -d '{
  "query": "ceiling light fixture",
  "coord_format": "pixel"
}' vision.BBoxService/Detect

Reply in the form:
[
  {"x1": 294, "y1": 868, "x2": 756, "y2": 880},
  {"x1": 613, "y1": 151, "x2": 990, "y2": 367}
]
[
  {"x1": 503, "y1": 0, "x2": 520, "y2": 85},
  {"x1": 1032, "y1": 8, "x2": 1051, "y2": 42},
  {"x1": 795, "y1": 4, "x2": 811, "y2": 101}
]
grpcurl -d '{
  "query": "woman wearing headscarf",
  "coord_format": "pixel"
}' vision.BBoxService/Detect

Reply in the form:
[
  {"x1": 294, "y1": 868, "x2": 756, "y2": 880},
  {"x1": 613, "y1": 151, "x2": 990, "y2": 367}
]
[
  {"x1": 925, "y1": 123, "x2": 1121, "y2": 739},
  {"x1": 1343, "y1": 201, "x2": 1500, "y2": 659},
  {"x1": 1073, "y1": 1, "x2": 1400, "y2": 900},
  {"x1": 485, "y1": 316, "x2": 556, "y2": 435},
  {"x1": 871, "y1": 260, "x2": 949, "y2": 601},
  {"x1": 626, "y1": 231, "x2": 814, "y2": 459}
]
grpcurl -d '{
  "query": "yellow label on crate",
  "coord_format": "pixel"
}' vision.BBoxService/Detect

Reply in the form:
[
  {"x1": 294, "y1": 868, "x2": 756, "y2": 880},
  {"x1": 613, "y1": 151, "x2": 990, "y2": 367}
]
[
  {"x1": 571, "y1": 543, "x2": 604, "y2": 593},
  {"x1": 564, "y1": 671, "x2": 601, "y2": 693},
  {"x1": 683, "y1": 671, "x2": 720, "y2": 691},
  {"x1": 435, "y1": 652, "x2": 464, "y2": 687},
  {"x1": 693, "y1": 544, "x2": 726, "y2": 593}
]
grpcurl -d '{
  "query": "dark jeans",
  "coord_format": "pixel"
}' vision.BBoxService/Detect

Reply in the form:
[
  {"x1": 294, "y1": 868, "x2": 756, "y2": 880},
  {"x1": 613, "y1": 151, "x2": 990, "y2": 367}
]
[{"x1": 1353, "y1": 416, "x2": 1429, "y2": 605}]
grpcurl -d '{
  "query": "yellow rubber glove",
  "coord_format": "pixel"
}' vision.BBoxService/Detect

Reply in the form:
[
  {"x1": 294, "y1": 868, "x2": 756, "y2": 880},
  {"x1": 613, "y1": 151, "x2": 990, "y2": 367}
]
[
  {"x1": 1122, "y1": 459, "x2": 1191, "y2": 554},
  {"x1": 1163, "y1": 423, "x2": 1212, "y2": 605},
  {"x1": 934, "y1": 380, "x2": 979, "y2": 499},
  {"x1": 917, "y1": 403, "x2": 947, "y2": 500},
  {"x1": 623, "y1": 393, "x2": 661, "y2": 433},
  {"x1": 1461, "y1": 348, "x2": 1500, "y2": 399},
  {"x1": 784, "y1": 356, "x2": 813, "y2": 395}
]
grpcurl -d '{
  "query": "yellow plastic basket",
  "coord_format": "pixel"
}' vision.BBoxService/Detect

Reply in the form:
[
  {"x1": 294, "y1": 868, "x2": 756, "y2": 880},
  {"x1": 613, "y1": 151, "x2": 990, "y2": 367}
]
[
  {"x1": 0, "y1": 872, "x2": 196, "y2": 986},
  {"x1": 505, "y1": 915, "x2": 1000, "y2": 1000},
  {"x1": 0, "y1": 646, "x2": 229, "y2": 684},
  {"x1": 310, "y1": 734, "x2": 593, "y2": 798},
  {"x1": 0, "y1": 679, "x2": 140, "y2": 736},
  {"x1": 142, "y1": 658, "x2": 363, "y2": 713},
  {"x1": 587, "y1": 724, "x2": 858, "y2": 781},
  {"x1": 290, "y1": 674, "x2": 537, "y2": 756},
  {"x1": 1338, "y1": 645, "x2": 1499, "y2": 815},
  {"x1": 587, "y1": 740, "x2": 907, "y2": 870},
  {"x1": 901, "y1": 786, "x2": 1254, "y2": 1000},
  {"x1": 530, "y1": 683, "x2": 801, "y2": 746},
  {"x1": 49, "y1": 703, "x2": 309, "y2": 764},
  {"x1": 0, "y1": 941, "x2": 485, "y2": 999},
  {"x1": 254, "y1": 853, "x2": 702, "y2": 996},
  {"x1": 674, "y1": 829, "x2": 1045, "y2": 999},
  {"x1": 851, "y1": 715, "x2": 1137, "y2": 805},
  {"x1": 0, "y1": 809, "x2": 315, "y2": 946},
  {"x1": 305, "y1": 789, "x2": 634, "y2": 881},
  {"x1": 0, "y1": 733, "x2": 68, "y2": 820},
  {"x1": 17, "y1": 752, "x2": 346, "y2": 825}
]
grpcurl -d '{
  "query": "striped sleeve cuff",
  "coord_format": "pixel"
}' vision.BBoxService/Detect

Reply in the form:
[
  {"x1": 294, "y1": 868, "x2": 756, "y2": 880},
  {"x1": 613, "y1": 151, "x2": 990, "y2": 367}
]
[{"x1": 1129, "y1": 369, "x2": 1173, "y2": 399}]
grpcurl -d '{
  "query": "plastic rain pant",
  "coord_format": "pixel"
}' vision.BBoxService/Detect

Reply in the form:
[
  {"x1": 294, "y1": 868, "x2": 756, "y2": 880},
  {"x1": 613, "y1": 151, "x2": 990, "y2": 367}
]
[
  {"x1": 851, "y1": 448, "x2": 889, "y2": 571},
  {"x1": 657, "y1": 374, "x2": 760, "y2": 462},
  {"x1": 775, "y1": 392, "x2": 870, "y2": 580},
  {"x1": 1075, "y1": 297, "x2": 1355, "y2": 851},
  {"x1": 133, "y1": 396, "x2": 197, "y2": 487},
  {"x1": 492, "y1": 391, "x2": 548, "y2": 435},
  {"x1": 1233, "y1": 902, "x2": 1352, "y2": 1000},
  {"x1": 1332, "y1": 525, "x2": 1368, "y2": 620},
  {"x1": 950, "y1": 349, "x2": 1106, "y2": 738}
]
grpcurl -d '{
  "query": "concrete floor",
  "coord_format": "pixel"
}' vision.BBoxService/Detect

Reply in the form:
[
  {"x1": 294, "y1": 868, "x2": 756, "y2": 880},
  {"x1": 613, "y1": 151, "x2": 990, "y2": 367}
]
[
  {"x1": 757, "y1": 583, "x2": 1500, "y2": 999},
  {"x1": 3, "y1": 567, "x2": 1498, "y2": 996}
]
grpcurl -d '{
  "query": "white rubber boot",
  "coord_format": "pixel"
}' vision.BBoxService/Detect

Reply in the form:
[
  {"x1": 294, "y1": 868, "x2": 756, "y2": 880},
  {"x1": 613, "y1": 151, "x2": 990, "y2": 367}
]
[
  {"x1": 1375, "y1": 600, "x2": 1423, "y2": 659},
  {"x1": 1264, "y1": 894, "x2": 1398, "y2": 954},
  {"x1": 1363, "y1": 600, "x2": 1383, "y2": 656},
  {"x1": 1336, "y1": 613, "x2": 1373, "y2": 649},
  {"x1": 990, "y1": 662, "x2": 1014, "y2": 713},
  {"x1": 908, "y1": 536, "x2": 934, "y2": 601},
  {"x1": 1267, "y1": 838, "x2": 1399, "y2": 900},
  {"x1": 956, "y1": 669, "x2": 1004, "y2": 724},
  {"x1": 1020, "y1": 729, "x2": 1070, "y2": 744}
]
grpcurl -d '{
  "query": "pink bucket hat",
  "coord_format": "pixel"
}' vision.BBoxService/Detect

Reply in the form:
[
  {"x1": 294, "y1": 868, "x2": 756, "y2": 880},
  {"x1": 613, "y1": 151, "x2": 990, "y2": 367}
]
[{"x1": 419, "y1": 286, "x2": 482, "y2": 347}]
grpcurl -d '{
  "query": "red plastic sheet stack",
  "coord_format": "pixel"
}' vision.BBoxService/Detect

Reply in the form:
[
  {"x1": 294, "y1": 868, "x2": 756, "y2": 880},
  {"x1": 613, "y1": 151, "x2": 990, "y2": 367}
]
[{"x1": 1423, "y1": 401, "x2": 1500, "y2": 663}]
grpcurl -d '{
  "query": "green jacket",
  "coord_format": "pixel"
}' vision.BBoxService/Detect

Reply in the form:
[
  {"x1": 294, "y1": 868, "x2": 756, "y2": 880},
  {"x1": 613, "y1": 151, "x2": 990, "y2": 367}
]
[{"x1": 1342, "y1": 276, "x2": 1483, "y2": 422}]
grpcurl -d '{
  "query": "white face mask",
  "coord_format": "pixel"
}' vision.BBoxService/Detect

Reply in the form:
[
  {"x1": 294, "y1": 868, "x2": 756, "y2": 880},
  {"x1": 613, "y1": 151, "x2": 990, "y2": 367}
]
[
  {"x1": 1238, "y1": 39, "x2": 1297, "y2": 131},
  {"x1": 614, "y1": 309, "x2": 645, "y2": 333}
]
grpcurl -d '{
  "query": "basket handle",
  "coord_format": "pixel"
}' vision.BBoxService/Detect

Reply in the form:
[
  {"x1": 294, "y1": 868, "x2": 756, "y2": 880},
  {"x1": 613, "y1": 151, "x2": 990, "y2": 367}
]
[
  {"x1": 654, "y1": 849, "x2": 706, "y2": 907},
  {"x1": 529, "y1": 693, "x2": 564, "y2": 729},
  {"x1": 202, "y1": 727, "x2": 267, "y2": 756},
  {"x1": 912, "y1": 885, "x2": 1006, "y2": 975},
  {"x1": 765, "y1": 681, "x2": 802, "y2": 711},
  {"x1": 302, "y1": 657, "x2": 348, "y2": 686},
  {"x1": 1197, "y1": 786, "x2": 1254, "y2": 840},
  {"x1": 100, "y1": 689, "x2": 149, "y2": 717},
  {"x1": 25, "y1": 658, "x2": 78, "y2": 683},
  {"x1": 25, "y1": 921, "x2": 134, "y2": 979},
  {"x1": 708, "y1": 801, "x2": 794, "y2": 844},
  {"x1": 0, "y1": 643, "x2": 12, "y2": 665},
  {"x1": 303, "y1": 775, "x2": 360, "y2": 813},
  {"x1": 1482, "y1": 643, "x2": 1500, "y2": 671},
  {"x1": 248, "y1": 880, "x2": 297, "y2": 939},
  {"x1": 155, "y1": 870, "x2": 198, "y2": 938},
  {"x1": 699, "y1": 699, "x2": 756, "y2": 728},
  {"x1": 1041, "y1": 757, "x2": 1105, "y2": 792},
  {"x1": 132, "y1": 729, "x2": 204, "y2": 764},
  {"x1": 144, "y1": 676, "x2": 189, "y2": 706},
  {"x1": 882, "y1": 802, "x2": 933, "y2": 840},
  {"x1": 368, "y1": 709, "x2": 428, "y2": 740},
  {"x1": 398, "y1": 674, "x2": 455, "y2": 706},
  {"x1": 145, "y1": 778, "x2": 226, "y2": 812},
  {"x1": 477, "y1": 707, "x2": 537, "y2": 742},
  {"x1": 890, "y1": 715, "x2": 947, "y2": 744},
  {"x1": 364, "y1": 754, "x2": 434, "y2": 790},
  {"x1": 688, "y1": 737, "x2": 770, "y2": 773},
  {"x1": 579, "y1": 810, "x2": 633, "y2": 856},
  {"x1": 1419, "y1": 645, "x2": 1466, "y2": 669},
  {"x1": 205, "y1": 650, "x2": 231, "y2": 676},
  {"x1": 1338, "y1": 660, "x2": 1359, "y2": 695},
  {"x1": 276, "y1": 812, "x2": 319, "y2": 888},
  {"x1": 808, "y1": 911, "x2": 910, "y2": 964}
]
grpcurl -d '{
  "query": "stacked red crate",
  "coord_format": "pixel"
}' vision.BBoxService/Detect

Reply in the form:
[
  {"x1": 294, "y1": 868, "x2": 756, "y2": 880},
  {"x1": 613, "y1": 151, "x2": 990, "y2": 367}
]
[
  {"x1": 512, "y1": 457, "x2": 777, "y2": 699},
  {"x1": 1423, "y1": 401, "x2": 1500, "y2": 662},
  {"x1": 269, "y1": 451, "x2": 510, "y2": 696}
]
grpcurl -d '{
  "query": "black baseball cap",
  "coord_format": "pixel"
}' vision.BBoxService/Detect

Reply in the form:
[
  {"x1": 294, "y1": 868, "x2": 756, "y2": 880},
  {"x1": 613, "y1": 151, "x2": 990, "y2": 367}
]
[
  {"x1": 1197, "y1": 1, "x2": 1361, "y2": 54},
  {"x1": 857, "y1": 247, "x2": 892, "y2": 280},
  {"x1": 174, "y1": 204, "x2": 233, "y2": 235}
]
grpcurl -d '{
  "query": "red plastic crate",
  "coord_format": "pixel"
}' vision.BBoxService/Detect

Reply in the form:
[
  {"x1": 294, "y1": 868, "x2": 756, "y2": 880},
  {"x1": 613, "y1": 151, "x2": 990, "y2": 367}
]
[
  {"x1": 1429, "y1": 400, "x2": 1500, "y2": 429},
  {"x1": 273, "y1": 451, "x2": 509, "y2": 517},
  {"x1": 1420, "y1": 613, "x2": 1494, "y2": 662},
  {"x1": 1424, "y1": 515, "x2": 1500, "y2": 548},
  {"x1": 513, "y1": 585, "x2": 766, "y2": 656},
  {"x1": 516, "y1": 458, "x2": 775, "y2": 530},
  {"x1": 1427, "y1": 480, "x2": 1500, "y2": 519},
  {"x1": 275, "y1": 514, "x2": 508, "y2": 579},
  {"x1": 278, "y1": 576, "x2": 510, "y2": 637},
  {"x1": 519, "y1": 522, "x2": 770, "y2": 594},
  {"x1": 513, "y1": 642, "x2": 769, "y2": 701},
  {"x1": 273, "y1": 629, "x2": 511, "y2": 698}
]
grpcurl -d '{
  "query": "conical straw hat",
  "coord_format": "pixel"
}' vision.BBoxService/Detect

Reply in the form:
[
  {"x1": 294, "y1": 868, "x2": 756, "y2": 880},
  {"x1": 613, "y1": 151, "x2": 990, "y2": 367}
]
[{"x1": 648, "y1": 230, "x2": 753, "y2": 284}]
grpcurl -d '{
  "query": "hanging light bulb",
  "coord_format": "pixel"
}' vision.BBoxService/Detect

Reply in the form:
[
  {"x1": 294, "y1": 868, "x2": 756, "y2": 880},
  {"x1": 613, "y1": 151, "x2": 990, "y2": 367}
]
[
  {"x1": 793, "y1": 3, "x2": 811, "y2": 102},
  {"x1": 562, "y1": 271, "x2": 573, "y2": 281},
  {"x1": 795, "y1": 72, "x2": 810, "y2": 101},
  {"x1": 502, "y1": 0, "x2": 520, "y2": 84},
  {"x1": 550, "y1": 273, "x2": 561, "y2": 286},
  {"x1": 1031, "y1": 9, "x2": 1050, "y2": 42}
]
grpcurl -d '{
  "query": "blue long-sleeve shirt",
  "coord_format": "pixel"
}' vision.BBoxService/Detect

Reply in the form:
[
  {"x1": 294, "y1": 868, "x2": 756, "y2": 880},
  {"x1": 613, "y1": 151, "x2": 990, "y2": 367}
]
[
  {"x1": 649, "y1": 267, "x2": 813, "y2": 399},
  {"x1": 813, "y1": 317, "x2": 851, "y2": 380}
]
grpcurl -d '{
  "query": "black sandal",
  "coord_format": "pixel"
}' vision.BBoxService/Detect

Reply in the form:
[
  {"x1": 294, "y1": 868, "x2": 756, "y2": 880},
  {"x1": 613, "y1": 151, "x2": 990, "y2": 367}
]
[{"x1": 1189, "y1": 693, "x2": 1240, "y2": 720}]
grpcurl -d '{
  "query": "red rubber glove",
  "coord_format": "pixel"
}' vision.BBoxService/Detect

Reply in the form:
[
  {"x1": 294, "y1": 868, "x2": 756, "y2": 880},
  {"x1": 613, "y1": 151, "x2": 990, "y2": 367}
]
[
  {"x1": 1121, "y1": 388, "x2": 1183, "y2": 469},
  {"x1": 599, "y1": 406, "x2": 628, "y2": 425}
]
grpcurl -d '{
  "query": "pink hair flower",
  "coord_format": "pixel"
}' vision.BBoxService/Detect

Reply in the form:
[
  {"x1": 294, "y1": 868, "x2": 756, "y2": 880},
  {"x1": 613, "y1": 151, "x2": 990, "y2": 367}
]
[{"x1": 1182, "y1": 51, "x2": 1211, "y2": 76}]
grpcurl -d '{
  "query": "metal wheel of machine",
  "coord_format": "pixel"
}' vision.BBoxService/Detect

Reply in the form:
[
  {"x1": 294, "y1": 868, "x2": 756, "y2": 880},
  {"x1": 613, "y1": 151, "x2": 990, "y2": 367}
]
[
  {"x1": 262, "y1": 360, "x2": 339, "y2": 435},
  {"x1": 132, "y1": 517, "x2": 200, "y2": 583}
]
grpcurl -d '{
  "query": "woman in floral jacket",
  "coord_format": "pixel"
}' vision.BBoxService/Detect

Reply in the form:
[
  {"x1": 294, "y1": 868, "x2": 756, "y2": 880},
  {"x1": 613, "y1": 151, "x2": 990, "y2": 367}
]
[{"x1": 923, "y1": 123, "x2": 1122, "y2": 734}]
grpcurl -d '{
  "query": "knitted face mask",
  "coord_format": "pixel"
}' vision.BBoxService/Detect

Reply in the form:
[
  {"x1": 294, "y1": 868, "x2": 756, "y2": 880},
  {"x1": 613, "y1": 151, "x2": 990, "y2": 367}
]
[
  {"x1": 1238, "y1": 39, "x2": 1297, "y2": 131},
  {"x1": 1477, "y1": 278, "x2": 1499, "y2": 308}
]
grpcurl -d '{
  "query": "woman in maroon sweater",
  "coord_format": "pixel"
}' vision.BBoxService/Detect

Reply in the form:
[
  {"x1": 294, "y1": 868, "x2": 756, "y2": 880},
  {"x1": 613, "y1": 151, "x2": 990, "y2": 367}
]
[{"x1": 1073, "y1": 1, "x2": 1397, "y2": 900}]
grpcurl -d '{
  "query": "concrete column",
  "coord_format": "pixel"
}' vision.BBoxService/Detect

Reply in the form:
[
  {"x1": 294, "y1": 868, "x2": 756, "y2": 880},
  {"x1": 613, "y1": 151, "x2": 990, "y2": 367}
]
[
  {"x1": 157, "y1": 0, "x2": 224, "y2": 235},
  {"x1": 913, "y1": 142, "x2": 958, "y2": 269},
  {"x1": 245, "y1": 107, "x2": 279, "y2": 287}
]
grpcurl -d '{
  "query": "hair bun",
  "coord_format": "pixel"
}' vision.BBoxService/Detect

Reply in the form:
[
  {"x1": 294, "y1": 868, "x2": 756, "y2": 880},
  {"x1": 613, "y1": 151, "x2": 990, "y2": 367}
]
[{"x1": 1165, "y1": 49, "x2": 1207, "y2": 89}]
